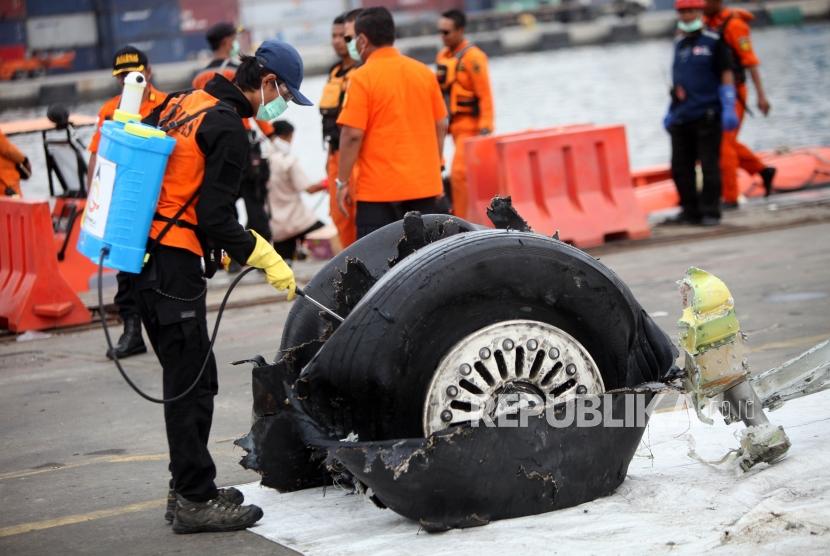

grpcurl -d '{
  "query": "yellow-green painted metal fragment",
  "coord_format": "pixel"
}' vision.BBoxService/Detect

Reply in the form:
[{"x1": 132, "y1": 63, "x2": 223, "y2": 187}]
[{"x1": 678, "y1": 267, "x2": 740, "y2": 355}]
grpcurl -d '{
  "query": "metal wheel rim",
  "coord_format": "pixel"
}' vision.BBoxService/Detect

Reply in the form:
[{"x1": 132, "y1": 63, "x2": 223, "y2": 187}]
[{"x1": 423, "y1": 319, "x2": 604, "y2": 436}]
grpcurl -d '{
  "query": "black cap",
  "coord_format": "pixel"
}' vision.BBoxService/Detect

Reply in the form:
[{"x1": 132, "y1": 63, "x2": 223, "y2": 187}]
[
  {"x1": 112, "y1": 45, "x2": 148, "y2": 76},
  {"x1": 206, "y1": 22, "x2": 240, "y2": 49}
]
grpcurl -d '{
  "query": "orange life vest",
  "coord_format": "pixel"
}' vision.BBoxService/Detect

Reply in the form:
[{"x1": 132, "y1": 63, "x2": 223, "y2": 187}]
[
  {"x1": 320, "y1": 62, "x2": 355, "y2": 149},
  {"x1": 149, "y1": 90, "x2": 229, "y2": 255},
  {"x1": 436, "y1": 44, "x2": 479, "y2": 118}
]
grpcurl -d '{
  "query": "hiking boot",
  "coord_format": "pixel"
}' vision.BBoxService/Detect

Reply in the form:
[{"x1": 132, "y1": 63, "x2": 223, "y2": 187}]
[
  {"x1": 722, "y1": 201, "x2": 740, "y2": 211},
  {"x1": 172, "y1": 493, "x2": 262, "y2": 534},
  {"x1": 760, "y1": 166, "x2": 776, "y2": 197},
  {"x1": 165, "y1": 487, "x2": 244, "y2": 524},
  {"x1": 699, "y1": 216, "x2": 721, "y2": 227},
  {"x1": 106, "y1": 315, "x2": 146, "y2": 360}
]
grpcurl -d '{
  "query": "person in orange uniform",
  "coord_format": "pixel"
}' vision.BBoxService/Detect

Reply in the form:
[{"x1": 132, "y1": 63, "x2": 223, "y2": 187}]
[
  {"x1": 88, "y1": 46, "x2": 167, "y2": 361},
  {"x1": 336, "y1": 7, "x2": 448, "y2": 238},
  {"x1": 140, "y1": 41, "x2": 310, "y2": 533},
  {"x1": 320, "y1": 11, "x2": 359, "y2": 249},
  {"x1": 435, "y1": 9, "x2": 494, "y2": 219},
  {"x1": 704, "y1": 0, "x2": 776, "y2": 206},
  {"x1": 0, "y1": 129, "x2": 30, "y2": 196}
]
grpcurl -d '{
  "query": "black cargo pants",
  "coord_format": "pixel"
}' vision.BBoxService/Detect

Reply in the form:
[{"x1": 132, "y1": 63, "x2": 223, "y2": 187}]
[
  {"x1": 670, "y1": 112, "x2": 723, "y2": 220},
  {"x1": 132, "y1": 245, "x2": 219, "y2": 503}
]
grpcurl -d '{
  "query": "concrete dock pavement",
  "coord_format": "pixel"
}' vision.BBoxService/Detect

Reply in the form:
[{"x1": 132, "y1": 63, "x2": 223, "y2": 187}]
[{"x1": 1, "y1": 216, "x2": 829, "y2": 554}]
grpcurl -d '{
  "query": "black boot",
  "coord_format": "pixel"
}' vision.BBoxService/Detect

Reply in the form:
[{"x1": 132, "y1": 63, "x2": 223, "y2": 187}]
[
  {"x1": 106, "y1": 315, "x2": 147, "y2": 360},
  {"x1": 760, "y1": 166, "x2": 776, "y2": 197}
]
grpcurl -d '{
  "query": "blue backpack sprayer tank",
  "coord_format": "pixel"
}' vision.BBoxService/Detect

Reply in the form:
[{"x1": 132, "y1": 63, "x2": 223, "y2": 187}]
[
  {"x1": 75, "y1": 73, "x2": 337, "y2": 404},
  {"x1": 77, "y1": 72, "x2": 175, "y2": 273}
]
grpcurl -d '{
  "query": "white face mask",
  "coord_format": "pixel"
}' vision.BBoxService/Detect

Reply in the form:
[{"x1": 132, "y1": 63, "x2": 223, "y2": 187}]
[{"x1": 677, "y1": 18, "x2": 704, "y2": 33}]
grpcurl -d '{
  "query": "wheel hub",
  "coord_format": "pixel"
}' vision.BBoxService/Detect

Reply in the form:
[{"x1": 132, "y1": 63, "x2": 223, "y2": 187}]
[{"x1": 423, "y1": 319, "x2": 604, "y2": 435}]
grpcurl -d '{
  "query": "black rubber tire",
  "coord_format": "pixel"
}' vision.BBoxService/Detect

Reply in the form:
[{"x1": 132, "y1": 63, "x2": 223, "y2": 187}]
[
  {"x1": 300, "y1": 229, "x2": 675, "y2": 440},
  {"x1": 279, "y1": 214, "x2": 482, "y2": 362}
]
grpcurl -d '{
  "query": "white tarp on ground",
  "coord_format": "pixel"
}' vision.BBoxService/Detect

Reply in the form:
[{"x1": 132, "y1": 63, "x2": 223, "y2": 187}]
[{"x1": 236, "y1": 389, "x2": 830, "y2": 555}]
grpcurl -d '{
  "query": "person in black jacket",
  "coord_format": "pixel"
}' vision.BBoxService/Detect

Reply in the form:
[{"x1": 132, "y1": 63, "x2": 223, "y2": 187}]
[{"x1": 139, "y1": 40, "x2": 312, "y2": 534}]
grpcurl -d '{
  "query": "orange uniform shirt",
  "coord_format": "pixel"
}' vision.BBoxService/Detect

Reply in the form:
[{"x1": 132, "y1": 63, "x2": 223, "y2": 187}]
[
  {"x1": 0, "y1": 130, "x2": 27, "y2": 195},
  {"x1": 436, "y1": 40, "x2": 494, "y2": 133},
  {"x1": 705, "y1": 8, "x2": 760, "y2": 68},
  {"x1": 88, "y1": 84, "x2": 167, "y2": 153},
  {"x1": 337, "y1": 46, "x2": 447, "y2": 203}
]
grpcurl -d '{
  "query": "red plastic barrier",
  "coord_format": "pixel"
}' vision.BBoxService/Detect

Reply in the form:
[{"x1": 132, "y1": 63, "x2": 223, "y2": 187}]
[
  {"x1": 464, "y1": 125, "x2": 593, "y2": 226},
  {"x1": 52, "y1": 197, "x2": 107, "y2": 293},
  {"x1": 0, "y1": 198, "x2": 90, "y2": 332},
  {"x1": 496, "y1": 125, "x2": 651, "y2": 247}
]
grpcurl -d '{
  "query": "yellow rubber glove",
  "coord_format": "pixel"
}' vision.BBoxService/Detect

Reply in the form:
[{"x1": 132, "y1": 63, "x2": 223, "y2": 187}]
[{"x1": 246, "y1": 230, "x2": 296, "y2": 300}]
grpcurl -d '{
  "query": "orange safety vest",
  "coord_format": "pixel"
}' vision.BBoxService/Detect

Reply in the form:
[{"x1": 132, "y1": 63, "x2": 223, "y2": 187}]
[
  {"x1": 149, "y1": 90, "x2": 230, "y2": 255},
  {"x1": 436, "y1": 44, "x2": 479, "y2": 119}
]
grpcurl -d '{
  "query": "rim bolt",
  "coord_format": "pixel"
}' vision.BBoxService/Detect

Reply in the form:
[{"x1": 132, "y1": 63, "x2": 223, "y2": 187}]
[
  {"x1": 502, "y1": 339, "x2": 514, "y2": 351},
  {"x1": 527, "y1": 339, "x2": 538, "y2": 351},
  {"x1": 460, "y1": 363, "x2": 472, "y2": 376},
  {"x1": 566, "y1": 364, "x2": 577, "y2": 376},
  {"x1": 479, "y1": 347, "x2": 491, "y2": 359},
  {"x1": 549, "y1": 348, "x2": 560, "y2": 359},
  {"x1": 441, "y1": 410, "x2": 453, "y2": 422},
  {"x1": 576, "y1": 385, "x2": 587, "y2": 394},
  {"x1": 446, "y1": 385, "x2": 458, "y2": 397}
]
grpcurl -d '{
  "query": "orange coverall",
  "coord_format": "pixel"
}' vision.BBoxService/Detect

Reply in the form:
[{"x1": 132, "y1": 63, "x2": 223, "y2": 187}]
[
  {"x1": 323, "y1": 62, "x2": 357, "y2": 249},
  {"x1": 705, "y1": 8, "x2": 766, "y2": 203},
  {"x1": 0, "y1": 130, "x2": 27, "y2": 196},
  {"x1": 326, "y1": 150, "x2": 357, "y2": 249},
  {"x1": 436, "y1": 40, "x2": 494, "y2": 219}
]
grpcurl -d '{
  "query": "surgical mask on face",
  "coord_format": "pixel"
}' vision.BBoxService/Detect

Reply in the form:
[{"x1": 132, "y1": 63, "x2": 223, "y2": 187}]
[
  {"x1": 257, "y1": 83, "x2": 288, "y2": 121},
  {"x1": 677, "y1": 18, "x2": 704, "y2": 33},
  {"x1": 230, "y1": 39, "x2": 240, "y2": 59},
  {"x1": 347, "y1": 37, "x2": 362, "y2": 63}
]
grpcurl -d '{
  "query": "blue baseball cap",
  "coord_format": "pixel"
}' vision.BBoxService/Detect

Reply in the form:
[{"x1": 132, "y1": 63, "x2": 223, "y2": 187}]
[{"x1": 255, "y1": 40, "x2": 312, "y2": 106}]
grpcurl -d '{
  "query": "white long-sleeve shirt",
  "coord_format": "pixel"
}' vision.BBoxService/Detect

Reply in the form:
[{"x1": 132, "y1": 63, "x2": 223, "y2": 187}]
[{"x1": 266, "y1": 137, "x2": 319, "y2": 241}]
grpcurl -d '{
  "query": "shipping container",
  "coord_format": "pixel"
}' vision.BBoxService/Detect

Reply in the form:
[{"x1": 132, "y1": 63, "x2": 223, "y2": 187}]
[
  {"x1": 25, "y1": 0, "x2": 95, "y2": 17},
  {"x1": 363, "y1": 0, "x2": 464, "y2": 12},
  {"x1": 0, "y1": 0, "x2": 25, "y2": 19},
  {"x1": 102, "y1": 36, "x2": 187, "y2": 65},
  {"x1": 0, "y1": 19, "x2": 25, "y2": 46},
  {"x1": 99, "y1": 4, "x2": 181, "y2": 43},
  {"x1": 0, "y1": 44, "x2": 25, "y2": 62},
  {"x1": 181, "y1": 31, "x2": 211, "y2": 59},
  {"x1": 180, "y1": 0, "x2": 239, "y2": 33},
  {"x1": 63, "y1": 45, "x2": 103, "y2": 73},
  {"x1": 240, "y1": 0, "x2": 347, "y2": 27},
  {"x1": 465, "y1": 0, "x2": 496, "y2": 12},
  {"x1": 251, "y1": 18, "x2": 332, "y2": 47},
  {"x1": 26, "y1": 13, "x2": 98, "y2": 50}
]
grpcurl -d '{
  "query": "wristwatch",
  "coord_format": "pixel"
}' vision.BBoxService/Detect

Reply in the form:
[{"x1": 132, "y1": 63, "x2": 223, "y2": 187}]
[{"x1": 335, "y1": 178, "x2": 349, "y2": 191}]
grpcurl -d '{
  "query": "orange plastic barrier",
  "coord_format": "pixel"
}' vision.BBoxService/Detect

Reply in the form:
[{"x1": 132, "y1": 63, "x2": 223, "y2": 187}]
[
  {"x1": 495, "y1": 125, "x2": 650, "y2": 247},
  {"x1": 52, "y1": 197, "x2": 105, "y2": 293},
  {"x1": 464, "y1": 125, "x2": 593, "y2": 225},
  {"x1": 0, "y1": 198, "x2": 90, "y2": 332}
]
